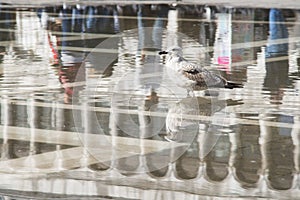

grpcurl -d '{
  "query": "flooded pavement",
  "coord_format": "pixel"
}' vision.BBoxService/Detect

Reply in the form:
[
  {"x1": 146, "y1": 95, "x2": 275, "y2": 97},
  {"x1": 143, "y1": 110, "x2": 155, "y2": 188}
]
[{"x1": 0, "y1": 2, "x2": 300, "y2": 199}]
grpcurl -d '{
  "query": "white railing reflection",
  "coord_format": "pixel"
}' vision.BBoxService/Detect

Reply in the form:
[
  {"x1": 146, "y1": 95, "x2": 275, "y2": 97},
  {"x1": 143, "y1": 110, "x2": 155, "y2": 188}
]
[{"x1": 0, "y1": 98, "x2": 299, "y2": 198}]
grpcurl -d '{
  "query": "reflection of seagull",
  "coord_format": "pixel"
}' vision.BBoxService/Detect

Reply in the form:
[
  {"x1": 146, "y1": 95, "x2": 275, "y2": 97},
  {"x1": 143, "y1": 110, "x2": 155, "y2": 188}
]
[
  {"x1": 165, "y1": 97, "x2": 243, "y2": 142},
  {"x1": 159, "y1": 47, "x2": 242, "y2": 94}
]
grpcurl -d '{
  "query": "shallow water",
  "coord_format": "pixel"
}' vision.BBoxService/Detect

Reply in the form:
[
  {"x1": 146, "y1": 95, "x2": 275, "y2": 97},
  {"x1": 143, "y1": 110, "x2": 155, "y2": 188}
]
[{"x1": 0, "y1": 3, "x2": 300, "y2": 199}]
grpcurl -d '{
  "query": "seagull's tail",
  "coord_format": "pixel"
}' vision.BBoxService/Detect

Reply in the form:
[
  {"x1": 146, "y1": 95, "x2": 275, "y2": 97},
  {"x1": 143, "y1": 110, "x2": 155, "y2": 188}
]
[{"x1": 225, "y1": 81, "x2": 243, "y2": 89}]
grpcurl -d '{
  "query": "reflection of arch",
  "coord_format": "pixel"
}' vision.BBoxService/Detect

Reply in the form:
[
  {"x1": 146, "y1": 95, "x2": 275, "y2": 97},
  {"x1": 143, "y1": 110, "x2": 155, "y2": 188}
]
[
  {"x1": 234, "y1": 124, "x2": 261, "y2": 186},
  {"x1": 147, "y1": 166, "x2": 168, "y2": 178},
  {"x1": 260, "y1": 114, "x2": 295, "y2": 190},
  {"x1": 267, "y1": 126, "x2": 294, "y2": 190},
  {"x1": 116, "y1": 155, "x2": 140, "y2": 175},
  {"x1": 205, "y1": 159, "x2": 229, "y2": 182},
  {"x1": 146, "y1": 152, "x2": 169, "y2": 177},
  {"x1": 268, "y1": 172, "x2": 293, "y2": 191},
  {"x1": 204, "y1": 135, "x2": 230, "y2": 182},
  {"x1": 175, "y1": 141, "x2": 200, "y2": 179},
  {"x1": 175, "y1": 152, "x2": 200, "y2": 179},
  {"x1": 88, "y1": 162, "x2": 110, "y2": 171}
]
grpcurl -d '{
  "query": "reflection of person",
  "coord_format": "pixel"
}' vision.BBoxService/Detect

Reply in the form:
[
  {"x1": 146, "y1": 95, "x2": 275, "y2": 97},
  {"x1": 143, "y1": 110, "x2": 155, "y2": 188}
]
[
  {"x1": 136, "y1": 5, "x2": 168, "y2": 92},
  {"x1": 133, "y1": 5, "x2": 169, "y2": 141},
  {"x1": 261, "y1": 9, "x2": 295, "y2": 189},
  {"x1": 265, "y1": 9, "x2": 288, "y2": 58},
  {"x1": 137, "y1": 5, "x2": 168, "y2": 50},
  {"x1": 44, "y1": 6, "x2": 87, "y2": 104},
  {"x1": 0, "y1": 6, "x2": 15, "y2": 64},
  {"x1": 58, "y1": 63, "x2": 85, "y2": 104},
  {"x1": 263, "y1": 59, "x2": 289, "y2": 104},
  {"x1": 84, "y1": 5, "x2": 120, "y2": 76},
  {"x1": 60, "y1": 6, "x2": 86, "y2": 103},
  {"x1": 264, "y1": 9, "x2": 290, "y2": 104}
]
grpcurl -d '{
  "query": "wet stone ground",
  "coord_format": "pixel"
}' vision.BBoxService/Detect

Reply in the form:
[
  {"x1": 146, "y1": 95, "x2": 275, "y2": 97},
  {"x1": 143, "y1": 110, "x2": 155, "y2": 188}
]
[{"x1": 0, "y1": 2, "x2": 299, "y2": 199}]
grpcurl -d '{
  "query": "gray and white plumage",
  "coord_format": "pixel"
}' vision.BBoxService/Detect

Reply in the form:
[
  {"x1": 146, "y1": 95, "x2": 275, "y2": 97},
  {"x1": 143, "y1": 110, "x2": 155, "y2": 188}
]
[{"x1": 159, "y1": 47, "x2": 242, "y2": 93}]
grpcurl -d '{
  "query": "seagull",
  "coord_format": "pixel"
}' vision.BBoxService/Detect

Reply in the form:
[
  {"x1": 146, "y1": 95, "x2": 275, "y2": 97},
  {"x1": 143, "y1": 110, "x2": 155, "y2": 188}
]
[{"x1": 158, "y1": 47, "x2": 242, "y2": 95}]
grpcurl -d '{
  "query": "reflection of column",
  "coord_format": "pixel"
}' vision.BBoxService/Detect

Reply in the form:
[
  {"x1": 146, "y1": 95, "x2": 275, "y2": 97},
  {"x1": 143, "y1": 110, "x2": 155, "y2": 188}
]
[
  {"x1": 222, "y1": 129, "x2": 240, "y2": 194},
  {"x1": 175, "y1": 140, "x2": 200, "y2": 179},
  {"x1": 228, "y1": 131, "x2": 238, "y2": 169},
  {"x1": 291, "y1": 116, "x2": 300, "y2": 188},
  {"x1": 52, "y1": 101, "x2": 65, "y2": 171},
  {"x1": 137, "y1": 99, "x2": 150, "y2": 173},
  {"x1": 259, "y1": 113, "x2": 294, "y2": 190},
  {"x1": 29, "y1": 99, "x2": 36, "y2": 152},
  {"x1": 109, "y1": 106, "x2": 138, "y2": 175},
  {"x1": 166, "y1": 9, "x2": 179, "y2": 47},
  {"x1": 108, "y1": 111, "x2": 118, "y2": 173},
  {"x1": 196, "y1": 127, "x2": 207, "y2": 179},
  {"x1": 258, "y1": 113, "x2": 271, "y2": 195},
  {"x1": 233, "y1": 115, "x2": 261, "y2": 186},
  {"x1": 24, "y1": 97, "x2": 37, "y2": 172},
  {"x1": 161, "y1": 9, "x2": 182, "y2": 97},
  {"x1": 1, "y1": 97, "x2": 10, "y2": 161},
  {"x1": 205, "y1": 135, "x2": 230, "y2": 181},
  {"x1": 288, "y1": 11, "x2": 300, "y2": 74},
  {"x1": 80, "y1": 97, "x2": 90, "y2": 170}
]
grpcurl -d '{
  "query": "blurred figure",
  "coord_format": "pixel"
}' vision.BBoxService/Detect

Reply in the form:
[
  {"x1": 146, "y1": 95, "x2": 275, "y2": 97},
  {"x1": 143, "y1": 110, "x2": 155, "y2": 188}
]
[
  {"x1": 213, "y1": 12, "x2": 231, "y2": 71},
  {"x1": 263, "y1": 59, "x2": 289, "y2": 104},
  {"x1": 137, "y1": 5, "x2": 168, "y2": 50},
  {"x1": 262, "y1": 10, "x2": 294, "y2": 189},
  {"x1": 0, "y1": 5, "x2": 15, "y2": 63},
  {"x1": 263, "y1": 9, "x2": 290, "y2": 104},
  {"x1": 134, "y1": 5, "x2": 169, "y2": 138},
  {"x1": 83, "y1": 5, "x2": 120, "y2": 75},
  {"x1": 51, "y1": 6, "x2": 87, "y2": 104},
  {"x1": 136, "y1": 4, "x2": 168, "y2": 92},
  {"x1": 265, "y1": 9, "x2": 289, "y2": 57}
]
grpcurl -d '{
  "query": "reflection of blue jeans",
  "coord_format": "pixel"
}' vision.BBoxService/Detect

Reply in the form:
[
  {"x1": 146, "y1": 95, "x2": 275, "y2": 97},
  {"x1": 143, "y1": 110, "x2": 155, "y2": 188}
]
[
  {"x1": 60, "y1": 8, "x2": 85, "y2": 65},
  {"x1": 279, "y1": 115, "x2": 294, "y2": 136},
  {"x1": 266, "y1": 9, "x2": 288, "y2": 57},
  {"x1": 86, "y1": 6, "x2": 95, "y2": 31},
  {"x1": 137, "y1": 5, "x2": 166, "y2": 50}
]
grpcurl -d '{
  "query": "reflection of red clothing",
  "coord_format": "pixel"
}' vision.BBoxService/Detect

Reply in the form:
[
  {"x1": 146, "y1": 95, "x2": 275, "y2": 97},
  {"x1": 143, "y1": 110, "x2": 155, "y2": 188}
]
[
  {"x1": 47, "y1": 33, "x2": 60, "y2": 65},
  {"x1": 58, "y1": 62, "x2": 85, "y2": 97},
  {"x1": 47, "y1": 22, "x2": 86, "y2": 103}
]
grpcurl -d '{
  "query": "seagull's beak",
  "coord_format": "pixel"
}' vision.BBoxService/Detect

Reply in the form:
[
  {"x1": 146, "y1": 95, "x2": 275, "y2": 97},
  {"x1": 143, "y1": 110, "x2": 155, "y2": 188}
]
[{"x1": 158, "y1": 51, "x2": 168, "y2": 55}]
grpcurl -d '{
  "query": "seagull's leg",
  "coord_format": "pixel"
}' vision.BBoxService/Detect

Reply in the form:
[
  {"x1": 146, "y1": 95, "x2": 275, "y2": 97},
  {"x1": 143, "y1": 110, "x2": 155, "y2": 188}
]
[
  {"x1": 186, "y1": 88, "x2": 195, "y2": 97},
  {"x1": 186, "y1": 89, "x2": 191, "y2": 97},
  {"x1": 191, "y1": 91, "x2": 195, "y2": 97}
]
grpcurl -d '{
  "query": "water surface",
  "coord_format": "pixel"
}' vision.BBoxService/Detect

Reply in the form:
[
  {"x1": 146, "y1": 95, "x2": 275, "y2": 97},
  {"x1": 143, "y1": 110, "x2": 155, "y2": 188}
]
[{"x1": 0, "y1": 3, "x2": 300, "y2": 199}]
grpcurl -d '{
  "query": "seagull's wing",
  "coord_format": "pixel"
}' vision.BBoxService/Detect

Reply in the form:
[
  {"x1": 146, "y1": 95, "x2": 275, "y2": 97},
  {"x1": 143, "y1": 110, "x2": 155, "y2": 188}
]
[
  {"x1": 180, "y1": 62, "x2": 206, "y2": 81},
  {"x1": 179, "y1": 61, "x2": 225, "y2": 87}
]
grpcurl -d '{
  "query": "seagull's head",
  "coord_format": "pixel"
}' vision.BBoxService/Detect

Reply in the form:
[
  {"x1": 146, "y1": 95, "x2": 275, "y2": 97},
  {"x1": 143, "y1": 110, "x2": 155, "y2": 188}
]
[{"x1": 158, "y1": 46, "x2": 183, "y2": 58}]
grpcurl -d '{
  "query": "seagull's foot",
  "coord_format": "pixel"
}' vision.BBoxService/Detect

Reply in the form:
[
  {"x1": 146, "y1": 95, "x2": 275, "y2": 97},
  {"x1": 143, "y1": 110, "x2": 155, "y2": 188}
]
[{"x1": 186, "y1": 89, "x2": 196, "y2": 97}]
